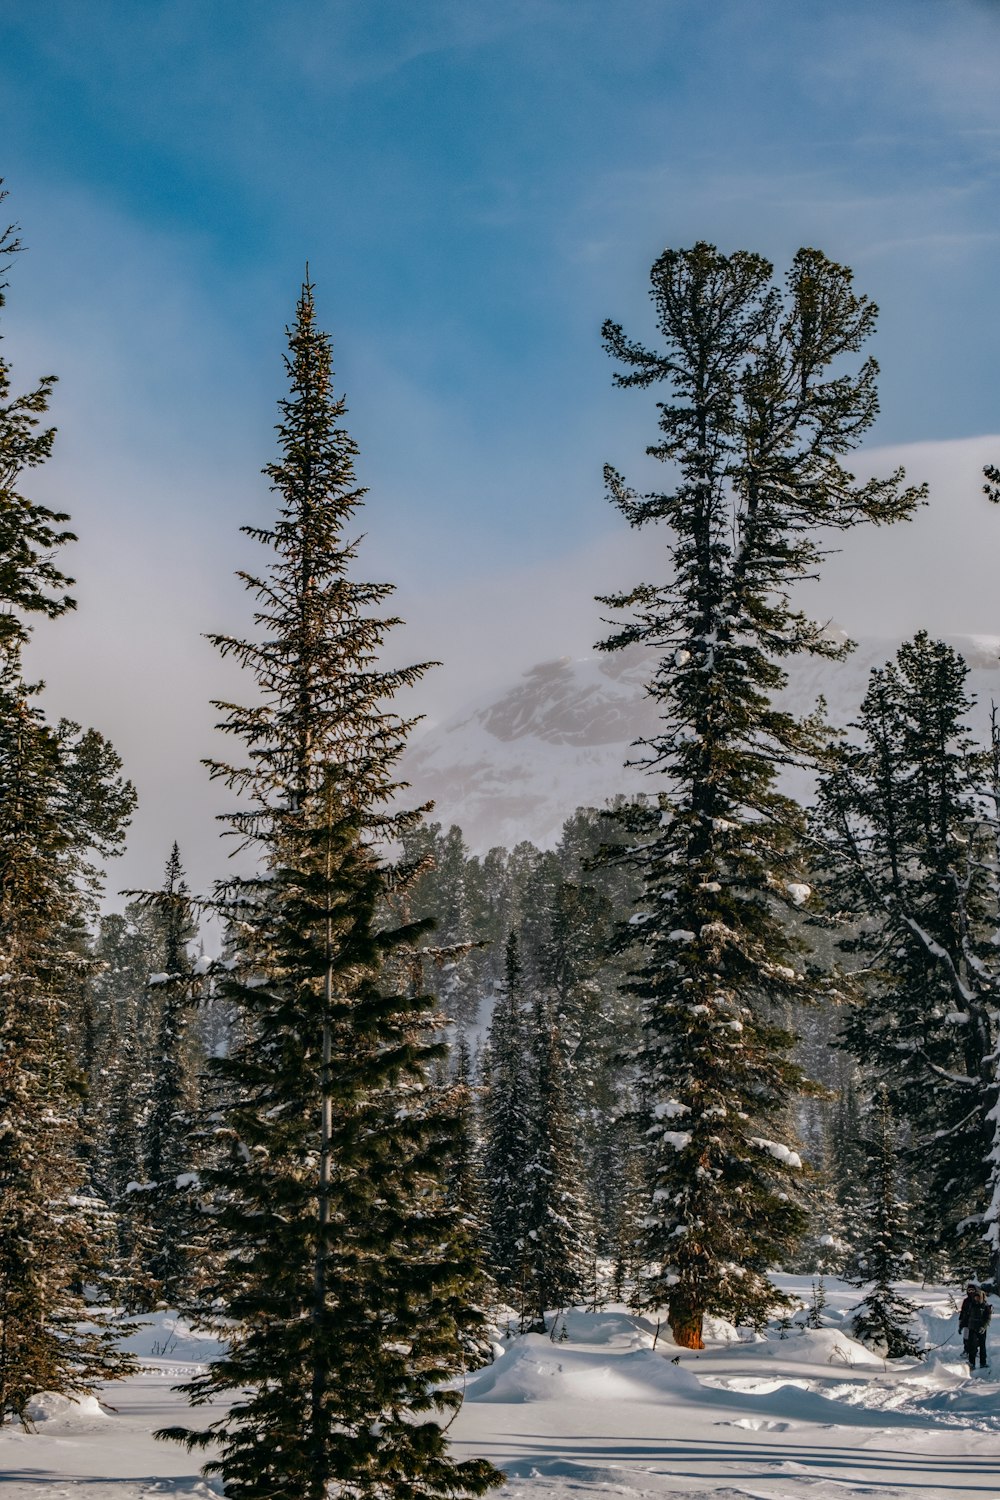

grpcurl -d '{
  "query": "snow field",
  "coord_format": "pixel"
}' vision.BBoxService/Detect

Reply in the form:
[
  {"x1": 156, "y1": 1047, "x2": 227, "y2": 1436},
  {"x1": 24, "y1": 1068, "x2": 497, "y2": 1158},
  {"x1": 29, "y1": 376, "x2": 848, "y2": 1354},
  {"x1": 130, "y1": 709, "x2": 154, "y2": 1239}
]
[{"x1": 3, "y1": 1279, "x2": 999, "y2": 1499}]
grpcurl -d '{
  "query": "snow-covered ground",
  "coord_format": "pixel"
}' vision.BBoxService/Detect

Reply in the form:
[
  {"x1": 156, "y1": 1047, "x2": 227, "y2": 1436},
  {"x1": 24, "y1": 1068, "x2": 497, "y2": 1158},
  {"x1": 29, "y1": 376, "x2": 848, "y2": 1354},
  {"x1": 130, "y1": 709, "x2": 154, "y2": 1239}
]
[{"x1": 3, "y1": 1278, "x2": 999, "y2": 1500}]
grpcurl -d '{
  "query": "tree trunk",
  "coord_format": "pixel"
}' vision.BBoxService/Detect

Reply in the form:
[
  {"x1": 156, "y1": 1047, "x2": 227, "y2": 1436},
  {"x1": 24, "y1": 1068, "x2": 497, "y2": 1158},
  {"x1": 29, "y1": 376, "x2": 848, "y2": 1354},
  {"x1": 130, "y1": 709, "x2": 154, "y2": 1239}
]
[{"x1": 668, "y1": 1304, "x2": 704, "y2": 1350}]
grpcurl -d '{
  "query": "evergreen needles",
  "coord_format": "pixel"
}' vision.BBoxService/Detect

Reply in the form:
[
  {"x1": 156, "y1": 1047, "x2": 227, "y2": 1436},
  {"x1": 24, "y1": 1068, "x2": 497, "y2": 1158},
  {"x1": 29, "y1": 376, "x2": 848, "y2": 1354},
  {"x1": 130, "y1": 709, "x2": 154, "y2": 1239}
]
[
  {"x1": 158, "y1": 281, "x2": 503, "y2": 1500},
  {"x1": 599, "y1": 242, "x2": 923, "y2": 1348},
  {"x1": 0, "y1": 183, "x2": 137, "y2": 1425}
]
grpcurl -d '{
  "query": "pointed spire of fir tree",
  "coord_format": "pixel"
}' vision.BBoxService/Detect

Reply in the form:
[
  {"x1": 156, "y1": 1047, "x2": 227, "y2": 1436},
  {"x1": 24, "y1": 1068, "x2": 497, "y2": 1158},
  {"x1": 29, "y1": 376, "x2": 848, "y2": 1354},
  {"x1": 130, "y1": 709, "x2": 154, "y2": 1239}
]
[{"x1": 159, "y1": 280, "x2": 502, "y2": 1500}]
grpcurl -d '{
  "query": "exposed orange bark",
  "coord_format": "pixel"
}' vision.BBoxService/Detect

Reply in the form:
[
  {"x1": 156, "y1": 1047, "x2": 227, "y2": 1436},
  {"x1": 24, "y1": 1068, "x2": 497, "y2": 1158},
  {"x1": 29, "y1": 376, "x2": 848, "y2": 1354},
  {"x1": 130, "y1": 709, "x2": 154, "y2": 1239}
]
[{"x1": 668, "y1": 1306, "x2": 704, "y2": 1350}]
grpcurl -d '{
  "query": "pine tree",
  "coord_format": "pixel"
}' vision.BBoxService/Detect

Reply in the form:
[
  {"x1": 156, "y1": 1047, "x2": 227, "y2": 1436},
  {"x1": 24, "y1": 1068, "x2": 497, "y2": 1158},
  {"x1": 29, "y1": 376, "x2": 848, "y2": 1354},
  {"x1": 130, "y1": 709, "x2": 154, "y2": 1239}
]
[
  {"x1": 89, "y1": 902, "x2": 166, "y2": 1307},
  {"x1": 0, "y1": 670, "x2": 132, "y2": 1421},
  {"x1": 805, "y1": 1276, "x2": 828, "y2": 1329},
  {"x1": 519, "y1": 988, "x2": 592, "y2": 1331},
  {"x1": 0, "y1": 190, "x2": 137, "y2": 1423},
  {"x1": 159, "y1": 281, "x2": 502, "y2": 1500},
  {"x1": 849, "y1": 1087, "x2": 921, "y2": 1358},
  {"x1": 600, "y1": 242, "x2": 922, "y2": 1347},
  {"x1": 134, "y1": 843, "x2": 201, "y2": 1305},
  {"x1": 480, "y1": 933, "x2": 532, "y2": 1307},
  {"x1": 816, "y1": 634, "x2": 996, "y2": 1271},
  {"x1": 443, "y1": 1031, "x2": 493, "y2": 1366}
]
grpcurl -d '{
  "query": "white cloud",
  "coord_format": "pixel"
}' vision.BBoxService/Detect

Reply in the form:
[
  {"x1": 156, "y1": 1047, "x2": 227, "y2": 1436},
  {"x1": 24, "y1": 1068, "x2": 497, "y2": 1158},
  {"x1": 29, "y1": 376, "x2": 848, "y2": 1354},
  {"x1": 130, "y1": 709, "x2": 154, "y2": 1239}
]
[{"x1": 21, "y1": 423, "x2": 999, "y2": 903}]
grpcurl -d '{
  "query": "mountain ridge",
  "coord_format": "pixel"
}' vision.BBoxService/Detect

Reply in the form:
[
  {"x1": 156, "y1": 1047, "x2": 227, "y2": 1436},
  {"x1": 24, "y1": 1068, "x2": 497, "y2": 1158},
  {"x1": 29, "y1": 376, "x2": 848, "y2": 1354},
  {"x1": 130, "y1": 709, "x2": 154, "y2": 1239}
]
[{"x1": 401, "y1": 635, "x2": 1000, "y2": 852}]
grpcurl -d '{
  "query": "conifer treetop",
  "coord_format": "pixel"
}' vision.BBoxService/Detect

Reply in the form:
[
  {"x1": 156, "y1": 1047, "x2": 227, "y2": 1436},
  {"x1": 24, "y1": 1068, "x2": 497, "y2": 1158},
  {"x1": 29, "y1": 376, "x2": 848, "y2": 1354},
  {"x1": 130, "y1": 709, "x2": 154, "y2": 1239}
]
[
  {"x1": 207, "y1": 279, "x2": 434, "y2": 848},
  {"x1": 599, "y1": 241, "x2": 921, "y2": 1349},
  {"x1": 0, "y1": 181, "x2": 76, "y2": 650},
  {"x1": 600, "y1": 242, "x2": 924, "y2": 673}
]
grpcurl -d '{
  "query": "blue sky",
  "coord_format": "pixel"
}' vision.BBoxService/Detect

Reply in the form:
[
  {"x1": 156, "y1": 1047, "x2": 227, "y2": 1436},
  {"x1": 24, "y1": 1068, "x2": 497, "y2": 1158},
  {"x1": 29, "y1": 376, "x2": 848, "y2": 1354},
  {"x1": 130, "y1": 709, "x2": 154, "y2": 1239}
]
[{"x1": 3, "y1": 0, "x2": 1000, "y2": 888}]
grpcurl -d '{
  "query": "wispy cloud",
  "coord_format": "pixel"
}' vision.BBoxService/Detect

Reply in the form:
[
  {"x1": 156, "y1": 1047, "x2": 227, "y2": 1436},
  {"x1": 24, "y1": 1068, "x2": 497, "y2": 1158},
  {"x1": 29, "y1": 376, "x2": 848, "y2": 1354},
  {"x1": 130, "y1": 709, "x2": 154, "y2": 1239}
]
[{"x1": 5, "y1": 0, "x2": 1000, "y2": 897}]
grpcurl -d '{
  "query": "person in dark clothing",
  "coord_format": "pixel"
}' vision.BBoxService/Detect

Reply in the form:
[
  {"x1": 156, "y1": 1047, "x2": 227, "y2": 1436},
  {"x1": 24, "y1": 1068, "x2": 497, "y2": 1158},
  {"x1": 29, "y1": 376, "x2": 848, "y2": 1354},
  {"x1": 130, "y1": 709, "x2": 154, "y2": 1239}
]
[{"x1": 959, "y1": 1283, "x2": 992, "y2": 1372}]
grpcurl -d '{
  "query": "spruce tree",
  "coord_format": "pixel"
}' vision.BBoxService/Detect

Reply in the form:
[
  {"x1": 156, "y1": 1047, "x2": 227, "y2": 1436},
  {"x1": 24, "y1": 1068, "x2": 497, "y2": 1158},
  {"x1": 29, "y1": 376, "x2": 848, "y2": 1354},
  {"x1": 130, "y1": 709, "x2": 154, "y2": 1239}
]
[
  {"x1": 443, "y1": 1031, "x2": 493, "y2": 1366},
  {"x1": 0, "y1": 190, "x2": 137, "y2": 1423},
  {"x1": 159, "y1": 282, "x2": 502, "y2": 1500},
  {"x1": 849, "y1": 1087, "x2": 921, "y2": 1358},
  {"x1": 519, "y1": 988, "x2": 592, "y2": 1331},
  {"x1": 815, "y1": 634, "x2": 995, "y2": 1270},
  {"x1": 600, "y1": 242, "x2": 922, "y2": 1347},
  {"x1": 480, "y1": 933, "x2": 532, "y2": 1308},
  {"x1": 89, "y1": 902, "x2": 167, "y2": 1307},
  {"x1": 135, "y1": 843, "x2": 201, "y2": 1305},
  {"x1": 0, "y1": 668, "x2": 135, "y2": 1422}
]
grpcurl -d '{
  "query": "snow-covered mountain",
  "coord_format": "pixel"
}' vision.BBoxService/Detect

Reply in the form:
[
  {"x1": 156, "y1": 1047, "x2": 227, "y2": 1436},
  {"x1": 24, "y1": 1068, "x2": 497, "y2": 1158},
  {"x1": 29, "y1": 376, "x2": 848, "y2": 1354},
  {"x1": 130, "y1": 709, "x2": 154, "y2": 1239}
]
[{"x1": 402, "y1": 636, "x2": 1000, "y2": 851}]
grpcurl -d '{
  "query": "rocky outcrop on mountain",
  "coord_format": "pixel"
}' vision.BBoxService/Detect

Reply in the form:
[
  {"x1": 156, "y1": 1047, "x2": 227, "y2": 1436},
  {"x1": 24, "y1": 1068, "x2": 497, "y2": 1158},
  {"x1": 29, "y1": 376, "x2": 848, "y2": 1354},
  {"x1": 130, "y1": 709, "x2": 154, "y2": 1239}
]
[{"x1": 402, "y1": 636, "x2": 1000, "y2": 852}]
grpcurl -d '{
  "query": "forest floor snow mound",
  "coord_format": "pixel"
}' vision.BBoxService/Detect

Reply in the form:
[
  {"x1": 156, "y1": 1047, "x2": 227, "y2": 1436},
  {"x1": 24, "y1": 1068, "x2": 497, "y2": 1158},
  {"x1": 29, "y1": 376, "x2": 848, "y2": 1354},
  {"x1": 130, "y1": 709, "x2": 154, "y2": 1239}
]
[
  {"x1": 466, "y1": 1321, "x2": 931, "y2": 1428},
  {"x1": 22, "y1": 1392, "x2": 110, "y2": 1425},
  {"x1": 5, "y1": 1291, "x2": 1000, "y2": 1499}
]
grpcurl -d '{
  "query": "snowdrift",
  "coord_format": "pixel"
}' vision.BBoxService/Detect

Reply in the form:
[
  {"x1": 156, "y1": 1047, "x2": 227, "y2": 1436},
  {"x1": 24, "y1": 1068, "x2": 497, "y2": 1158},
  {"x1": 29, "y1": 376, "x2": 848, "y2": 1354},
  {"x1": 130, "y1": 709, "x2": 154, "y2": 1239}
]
[
  {"x1": 467, "y1": 1322, "x2": 928, "y2": 1428},
  {"x1": 5, "y1": 1287, "x2": 1000, "y2": 1500}
]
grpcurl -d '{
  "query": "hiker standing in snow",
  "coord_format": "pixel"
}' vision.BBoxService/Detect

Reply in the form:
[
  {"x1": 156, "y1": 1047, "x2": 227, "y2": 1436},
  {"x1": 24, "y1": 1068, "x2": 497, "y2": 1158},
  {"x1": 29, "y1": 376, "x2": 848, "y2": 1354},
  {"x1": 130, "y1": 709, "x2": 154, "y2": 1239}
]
[{"x1": 959, "y1": 1283, "x2": 992, "y2": 1373}]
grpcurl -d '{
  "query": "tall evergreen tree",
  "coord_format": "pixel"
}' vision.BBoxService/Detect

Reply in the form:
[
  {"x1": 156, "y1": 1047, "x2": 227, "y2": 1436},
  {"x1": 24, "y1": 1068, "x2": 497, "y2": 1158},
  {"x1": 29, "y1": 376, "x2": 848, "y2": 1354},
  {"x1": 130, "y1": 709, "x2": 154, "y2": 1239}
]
[
  {"x1": 519, "y1": 989, "x2": 592, "y2": 1331},
  {"x1": 600, "y1": 242, "x2": 921, "y2": 1347},
  {"x1": 160, "y1": 282, "x2": 501, "y2": 1500},
  {"x1": 88, "y1": 903, "x2": 165, "y2": 1306},
  {"x1": 135, "y1": 843, "x2": 201, "y2": 1304},
  {"x1": 815, "y1": 634, "x2": 996, "y2": 1271},
  {"x1": 0, "y1": 668, "x2": 136, "y2": 1422},
  {"x1": 0, "y1": 189, "x2": 137, "y2": 1423},
  {"x1": 480, "y1": 933, "x2": 532, "y2": 1307},
  {"x1": 849, "y1": 1087, "x2": 921, "y2": 1358}
]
